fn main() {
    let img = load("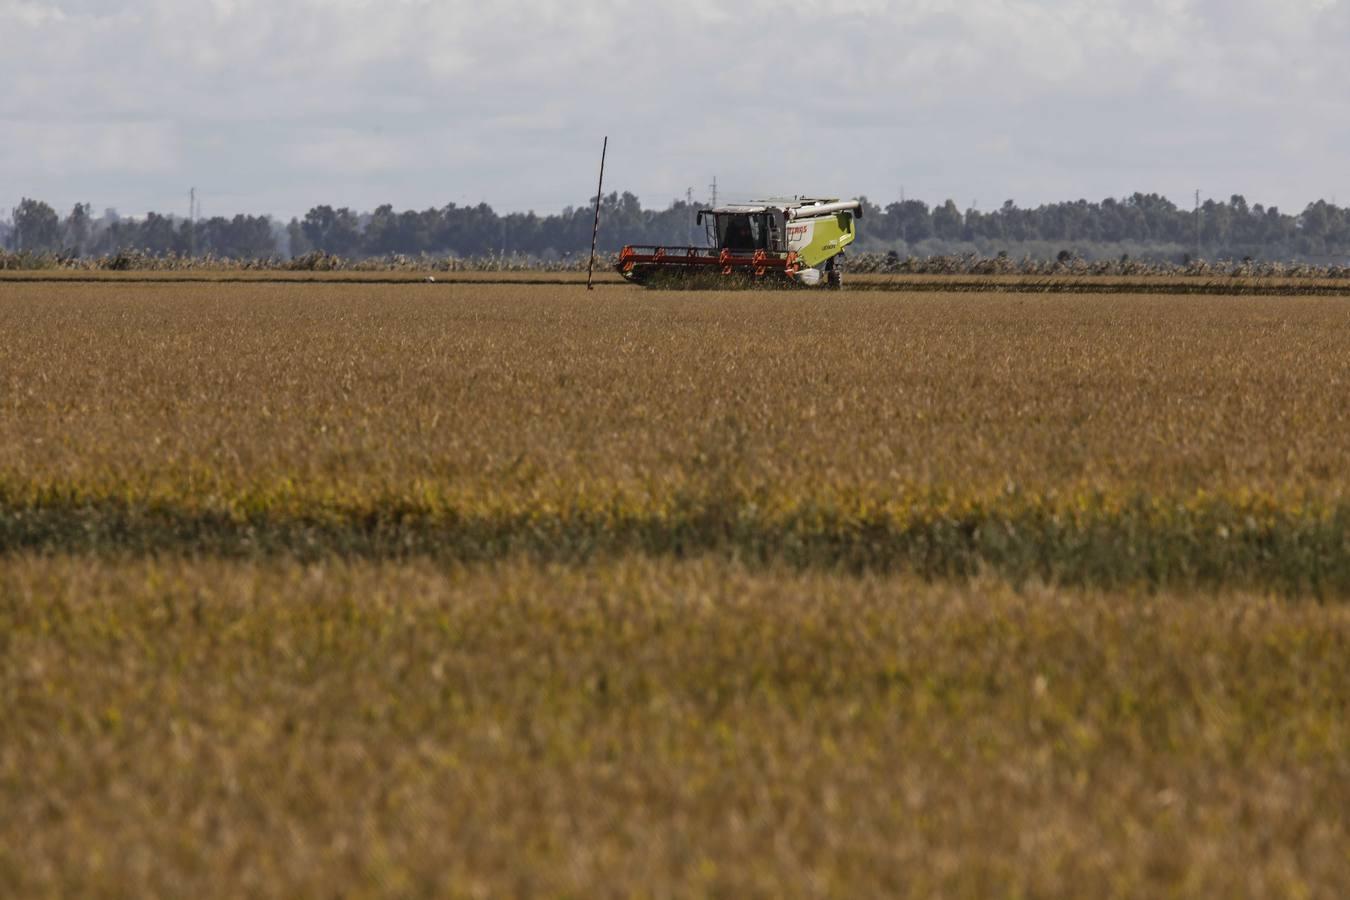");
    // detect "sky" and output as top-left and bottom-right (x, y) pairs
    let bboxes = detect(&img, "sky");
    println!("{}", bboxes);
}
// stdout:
(2, 0), (1348, 221)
